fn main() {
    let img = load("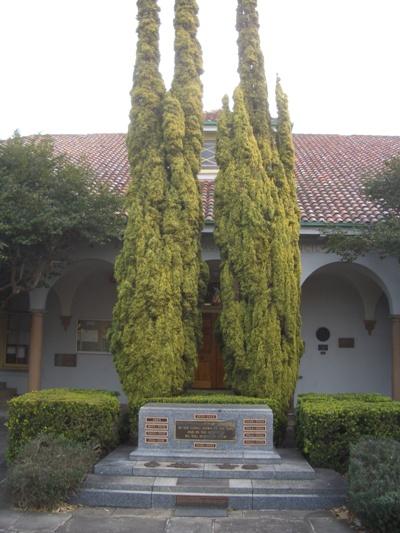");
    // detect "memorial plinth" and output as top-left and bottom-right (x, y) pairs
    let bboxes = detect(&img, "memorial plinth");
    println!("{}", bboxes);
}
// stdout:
(129, 403), (281, 464)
